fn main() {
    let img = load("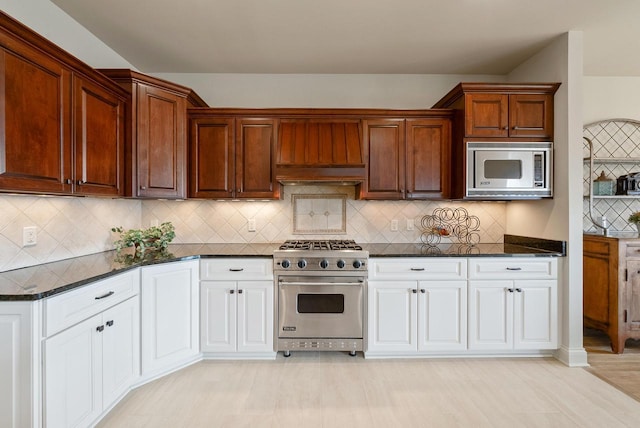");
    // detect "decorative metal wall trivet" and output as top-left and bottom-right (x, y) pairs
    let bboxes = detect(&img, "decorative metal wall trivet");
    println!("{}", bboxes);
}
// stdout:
(419, 207), (480, 245)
